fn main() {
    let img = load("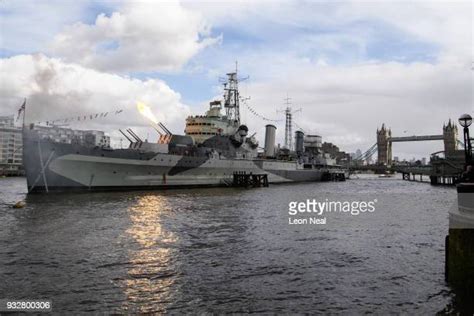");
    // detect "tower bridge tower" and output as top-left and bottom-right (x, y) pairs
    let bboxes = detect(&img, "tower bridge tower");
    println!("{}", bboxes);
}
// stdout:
(443, 119), (458, 157)
(377, 124), (392, 166)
